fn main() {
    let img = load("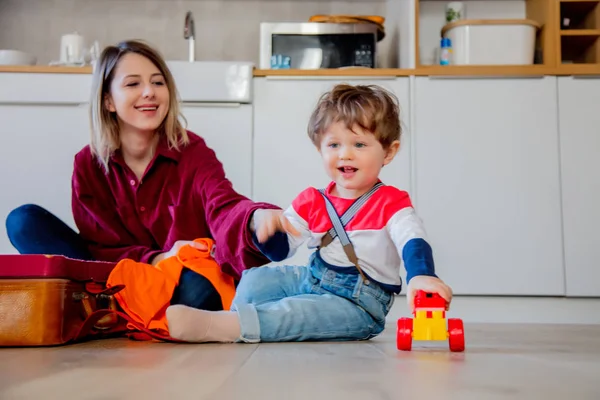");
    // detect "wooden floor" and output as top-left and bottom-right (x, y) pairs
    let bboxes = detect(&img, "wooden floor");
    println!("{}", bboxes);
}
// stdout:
(0, 323), (599, 400)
